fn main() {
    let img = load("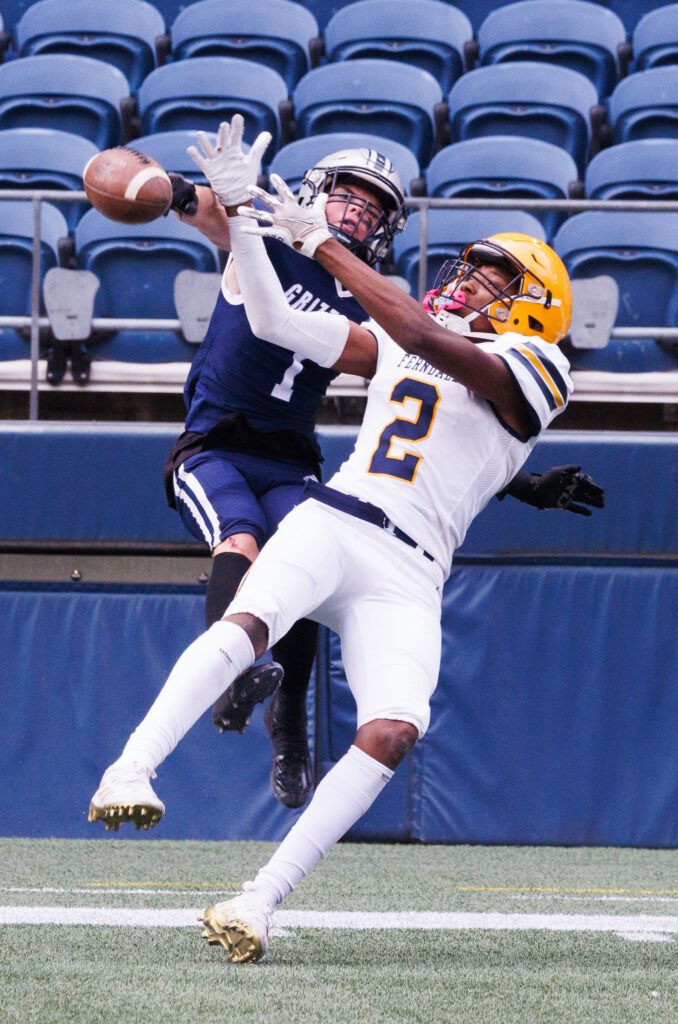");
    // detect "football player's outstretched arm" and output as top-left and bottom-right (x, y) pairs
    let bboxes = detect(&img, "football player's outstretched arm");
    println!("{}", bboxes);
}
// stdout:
(186, 116), (377, 375)
(227, 213), (378, 377)
(242, 177), (532, 437)
(169, 177), (232, 250)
